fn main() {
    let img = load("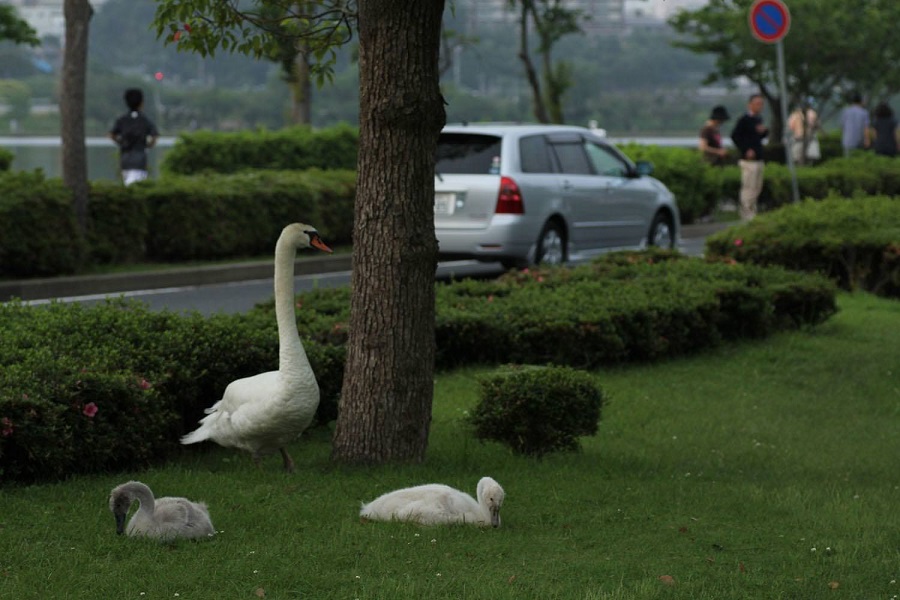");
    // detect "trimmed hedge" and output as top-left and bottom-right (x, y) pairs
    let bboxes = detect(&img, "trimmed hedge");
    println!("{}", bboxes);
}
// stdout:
(433, 252), (836, 368)
(0, 168), (356, 277)
(719, 154), (900, 214)
(706, 195), (900, 299)
(623, 141), (900, 222)
(6, 140), (900, 279)
(135, 169), (355, 261)
(1, 251), (837, 482)
(0, 171), (86, 278)
(0, 299), (343, 483)
(160, 124), (359, 175)
(249, 249), (837, 370)
(0, 147), (12, 171)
